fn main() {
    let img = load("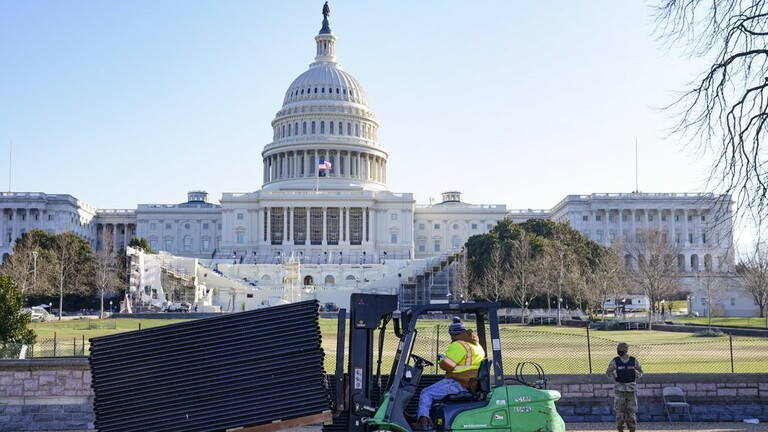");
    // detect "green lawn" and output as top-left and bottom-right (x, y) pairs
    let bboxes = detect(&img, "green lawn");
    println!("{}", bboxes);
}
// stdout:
(677, 316), (768, 329)
(26, 317), (768, 374)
